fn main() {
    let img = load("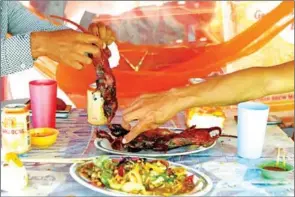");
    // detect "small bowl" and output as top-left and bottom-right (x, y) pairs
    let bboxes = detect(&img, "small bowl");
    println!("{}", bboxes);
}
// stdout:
(30, 128), (59, 148)
(257, 160), (294, 180)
